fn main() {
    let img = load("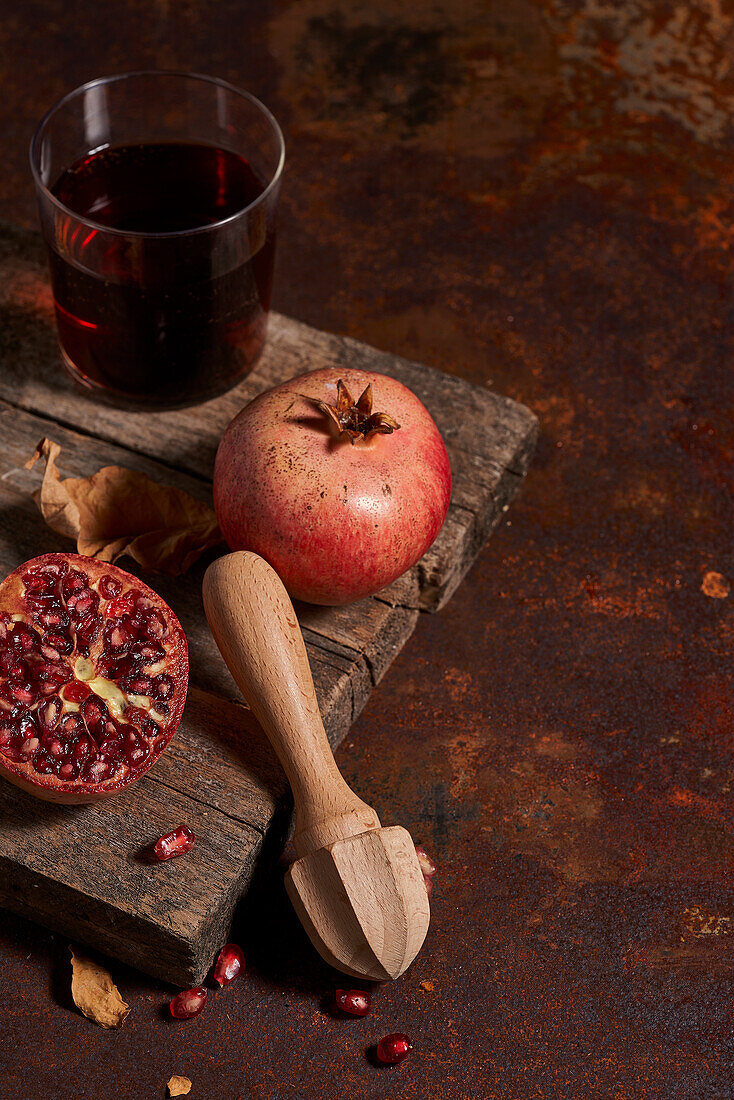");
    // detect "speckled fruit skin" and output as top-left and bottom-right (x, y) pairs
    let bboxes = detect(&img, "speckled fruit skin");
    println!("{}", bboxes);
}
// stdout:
(213, 368), (452, 605)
